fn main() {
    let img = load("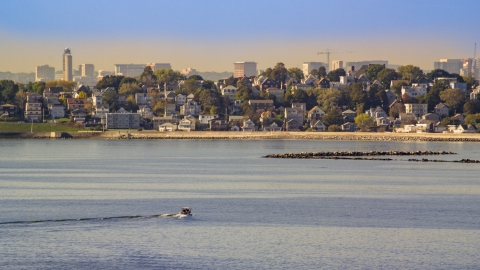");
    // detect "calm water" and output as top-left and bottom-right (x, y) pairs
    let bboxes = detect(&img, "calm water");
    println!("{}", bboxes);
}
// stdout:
(1, 139), (480, 269)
